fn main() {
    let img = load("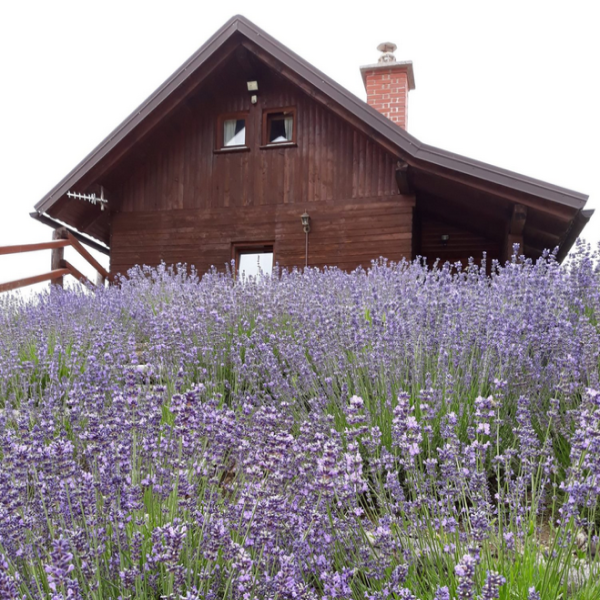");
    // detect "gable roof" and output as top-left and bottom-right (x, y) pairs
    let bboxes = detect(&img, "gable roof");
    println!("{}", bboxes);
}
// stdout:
(33, 15), (590, 257)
